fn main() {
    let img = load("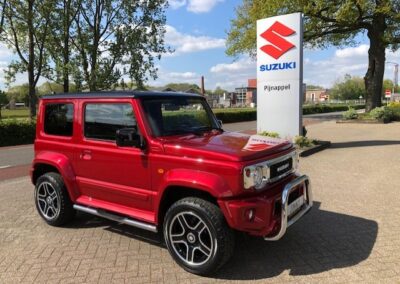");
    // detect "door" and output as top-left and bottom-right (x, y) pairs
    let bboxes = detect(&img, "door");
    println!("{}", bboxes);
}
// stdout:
(73, 101), (154, 219)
